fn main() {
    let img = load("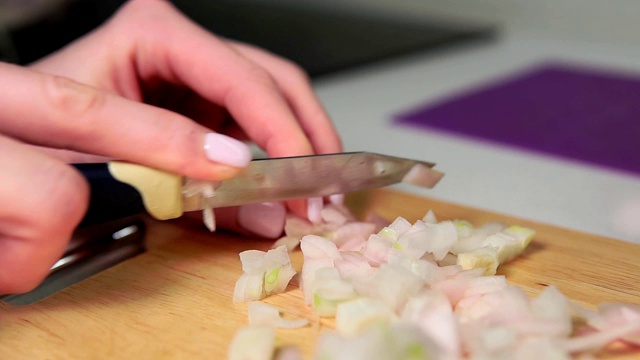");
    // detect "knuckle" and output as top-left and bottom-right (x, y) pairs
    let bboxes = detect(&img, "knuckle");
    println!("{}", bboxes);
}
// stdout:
(246, 64), (278, 89)
(42, 75), (106, 133)
(38, 161), (89, 228)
